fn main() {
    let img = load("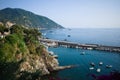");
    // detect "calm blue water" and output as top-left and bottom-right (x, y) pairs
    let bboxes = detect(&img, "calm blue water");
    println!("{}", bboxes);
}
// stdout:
(41, 28), (120, 80)
(41, 28), (120, 47)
